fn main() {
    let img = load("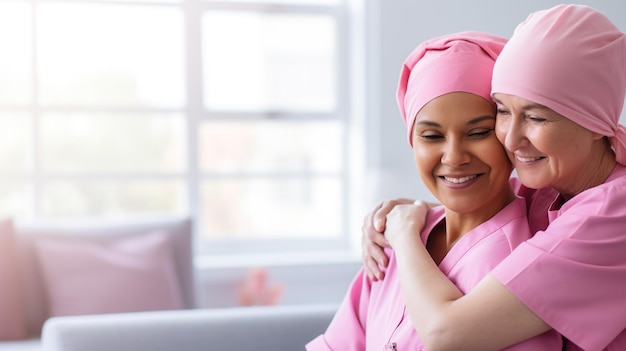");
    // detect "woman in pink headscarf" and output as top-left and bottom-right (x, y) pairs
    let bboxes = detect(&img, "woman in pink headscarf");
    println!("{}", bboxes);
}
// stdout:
(306, 31), (562, 350)
(361, 4), (626, 351)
